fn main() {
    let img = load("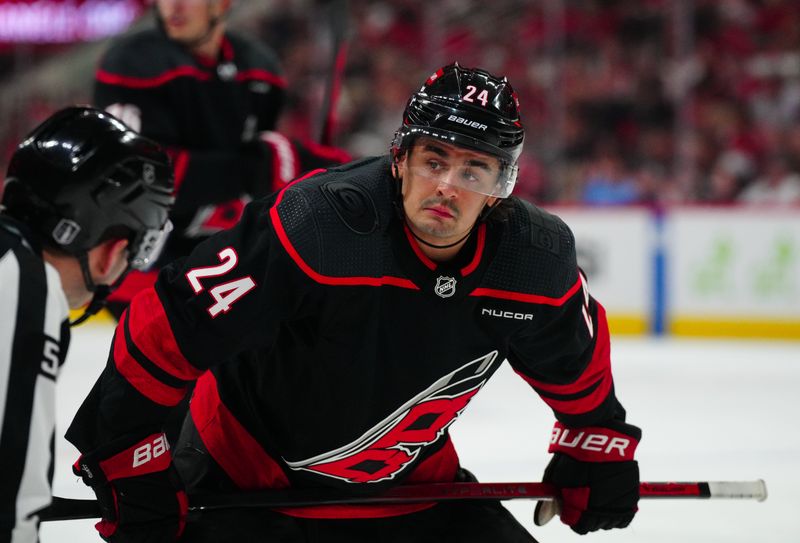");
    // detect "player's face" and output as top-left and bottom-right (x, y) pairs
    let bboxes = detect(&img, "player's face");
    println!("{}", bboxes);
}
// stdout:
(156, 0), (226, 44)
(398, 138), (499, 246)
(66, 239), (130, 309)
